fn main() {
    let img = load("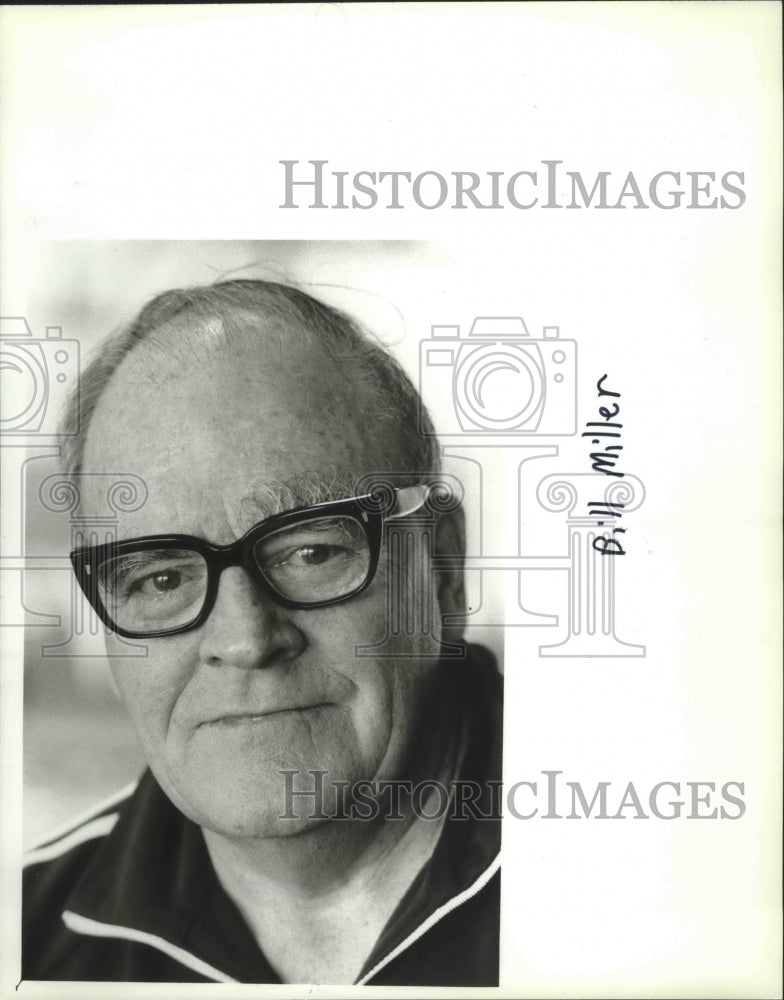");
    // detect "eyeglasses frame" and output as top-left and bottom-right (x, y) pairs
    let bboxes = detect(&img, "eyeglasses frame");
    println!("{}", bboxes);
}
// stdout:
(70, 485), (428, 639)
